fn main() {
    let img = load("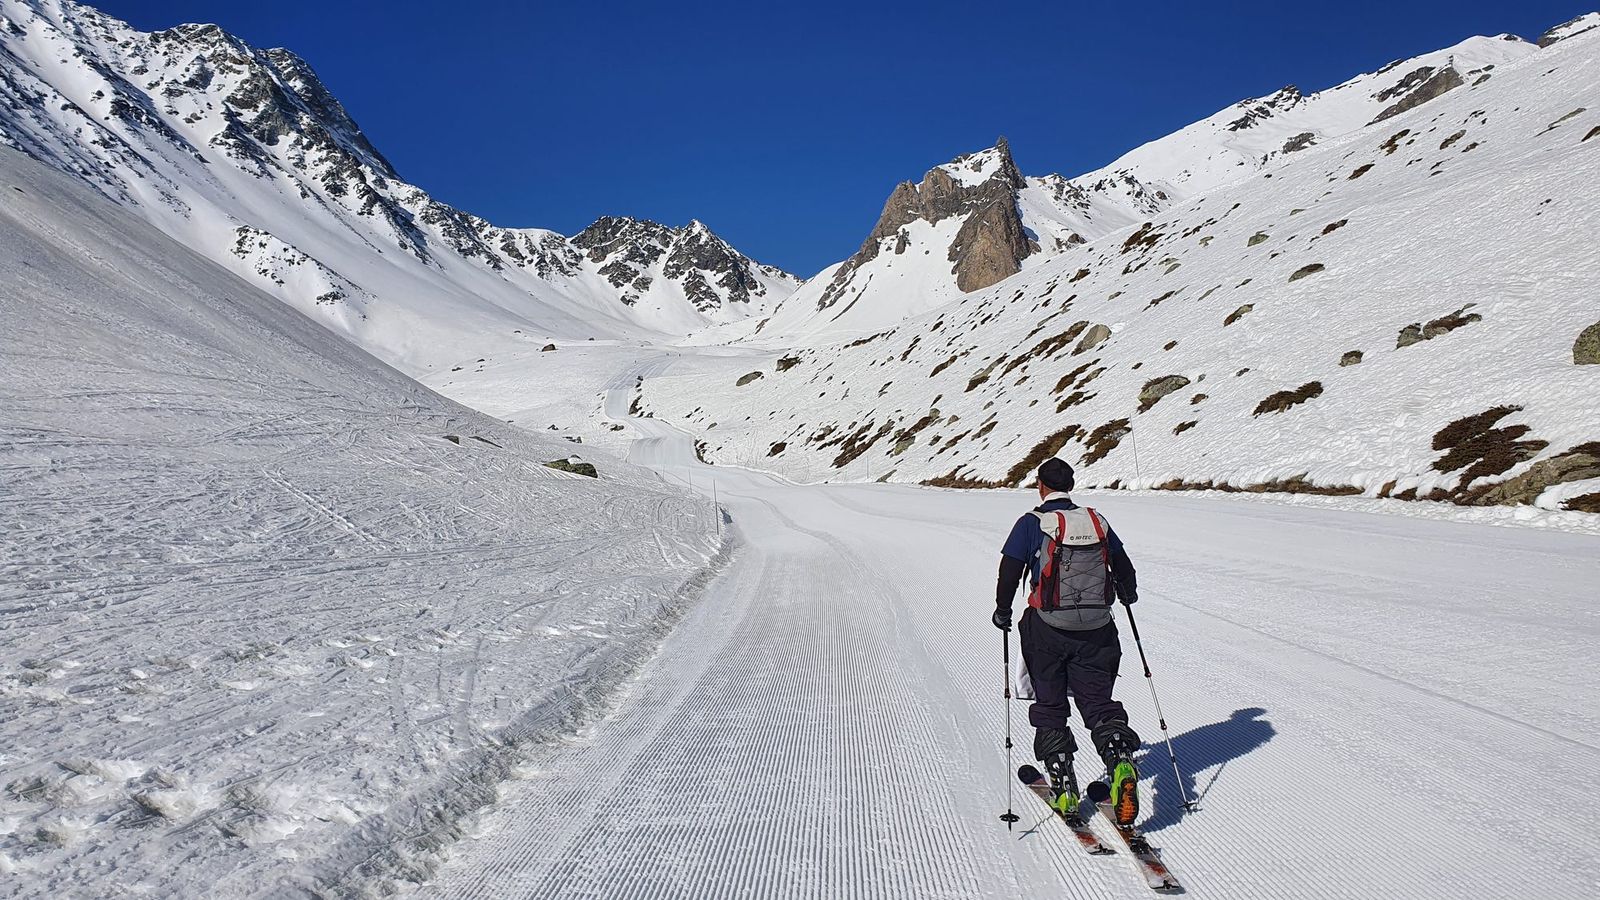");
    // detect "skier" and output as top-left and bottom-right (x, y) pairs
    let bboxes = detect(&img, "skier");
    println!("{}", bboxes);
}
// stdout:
(991, 457), (1143, 826)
